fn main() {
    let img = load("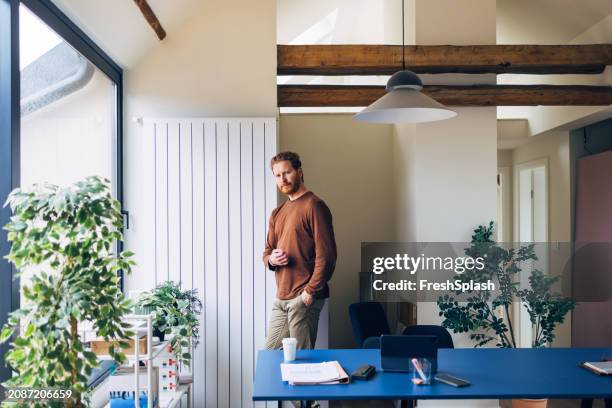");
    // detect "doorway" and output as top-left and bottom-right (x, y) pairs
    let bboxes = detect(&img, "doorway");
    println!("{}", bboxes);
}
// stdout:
(515, 158), (549, 347)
